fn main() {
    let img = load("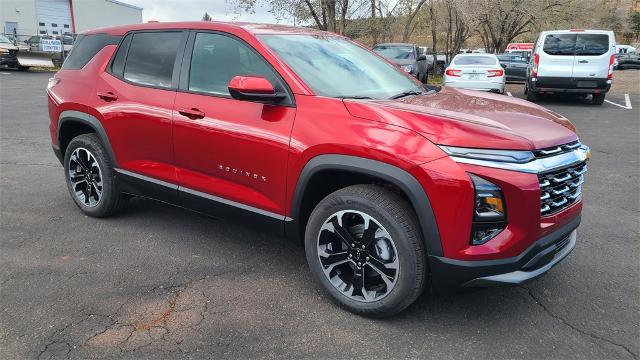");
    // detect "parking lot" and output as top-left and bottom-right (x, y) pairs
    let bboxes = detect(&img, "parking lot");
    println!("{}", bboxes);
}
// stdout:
(0, 70), (638, 359)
